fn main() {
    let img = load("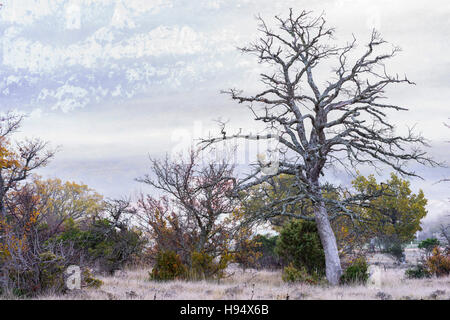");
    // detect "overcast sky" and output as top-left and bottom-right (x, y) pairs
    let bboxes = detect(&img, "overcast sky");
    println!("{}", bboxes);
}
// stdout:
(0, 0), (449, 227)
